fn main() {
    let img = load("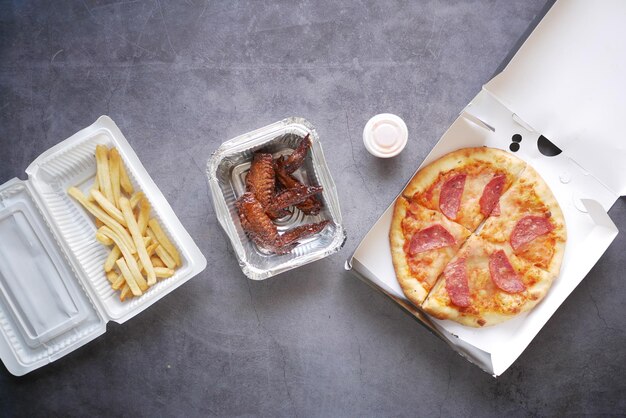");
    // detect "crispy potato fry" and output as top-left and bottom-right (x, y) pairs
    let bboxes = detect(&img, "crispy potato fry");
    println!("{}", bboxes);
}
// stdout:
(99, 226), (147, 291)
(109, 148), (122, 207)
(151, 256), (166, 268)
(118, 154), (134, 195)
(120, 197), (156, 286)
(146, 227), (157, 243)
(106, 270), (119, 284)
(120, 284), (132, 301)
(112, 273), (125, 290)
(95, 145), (115, 203)
(104, 245), (122, 272)
(90, 189), (126, 227)
(116, 258), (142, 296)
(88, 176), (100, 202)
(95, 231), (113, 246)
(154, 267), (175, 278)
(148, 219), (181, 266)
(155, 245), (177, 269)
(68, 187), (136, 254)
(95, 218), (104, 228)
(137, 199), (150, 235)
(130, 191), (145, 210)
